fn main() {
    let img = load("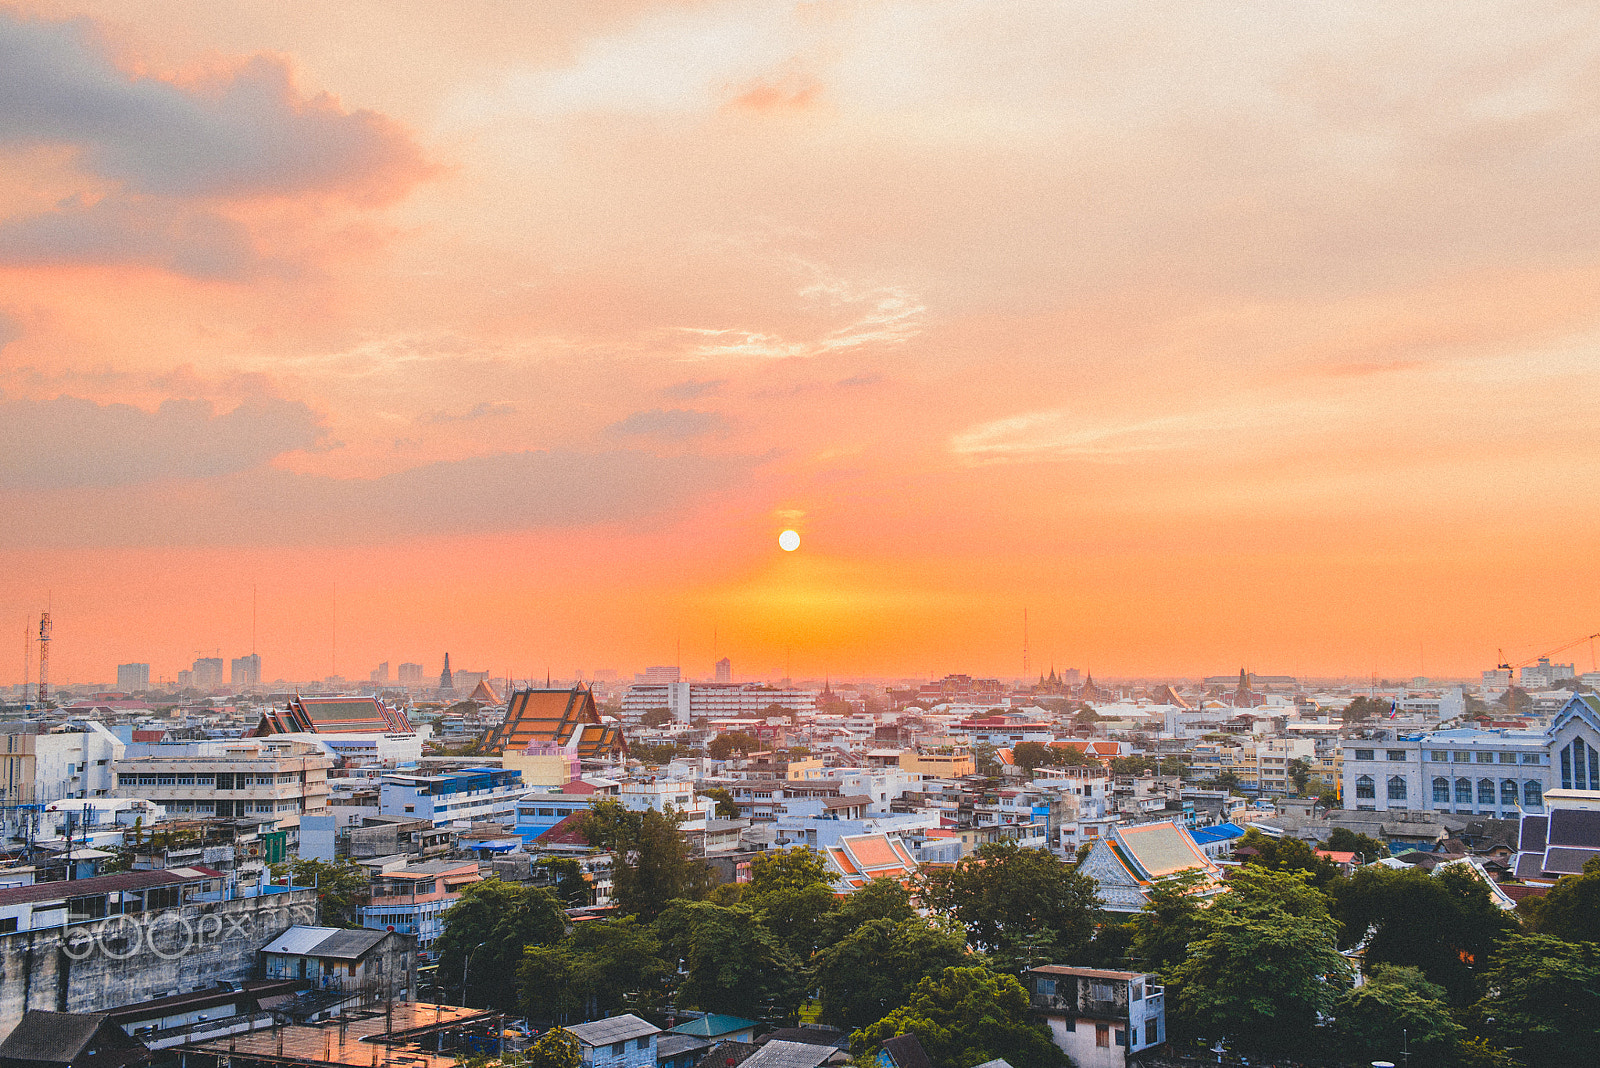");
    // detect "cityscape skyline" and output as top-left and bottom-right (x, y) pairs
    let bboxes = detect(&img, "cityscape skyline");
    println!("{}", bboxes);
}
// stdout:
(5, 4), (1600, 684)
